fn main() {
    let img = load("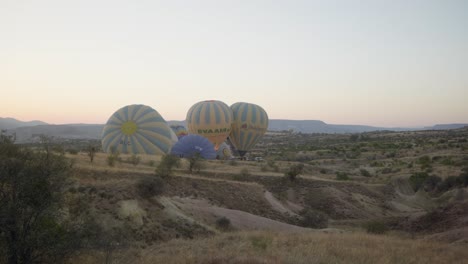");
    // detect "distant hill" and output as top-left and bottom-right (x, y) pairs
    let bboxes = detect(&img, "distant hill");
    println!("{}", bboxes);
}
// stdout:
(13, 124), (104, 143)
(2, 116), (467, 142)
(0, 117), (47, 130)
